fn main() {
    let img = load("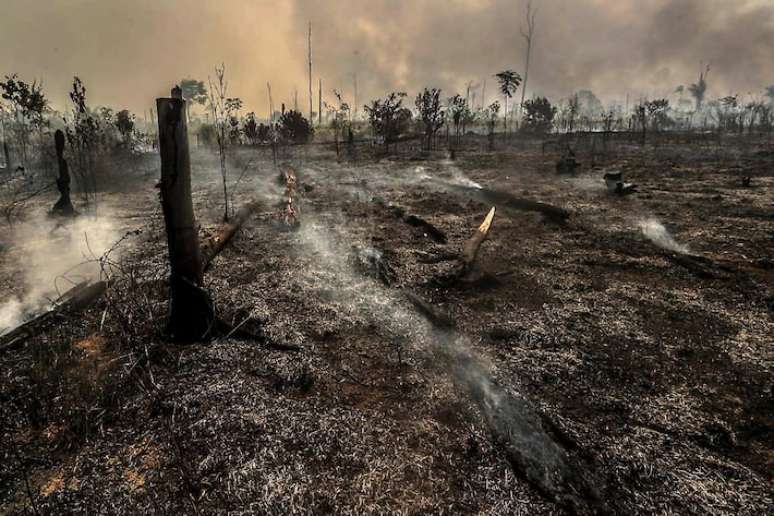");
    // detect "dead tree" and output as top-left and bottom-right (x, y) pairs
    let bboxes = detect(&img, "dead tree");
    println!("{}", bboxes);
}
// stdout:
(208, 64), (230, 222)
(2, 141), (9, 171)
(50, 129), (76, 216)
(308, 22), (313, 125)
(157, 87), (214, 342)
(517, 2), (537, 125)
